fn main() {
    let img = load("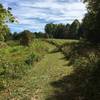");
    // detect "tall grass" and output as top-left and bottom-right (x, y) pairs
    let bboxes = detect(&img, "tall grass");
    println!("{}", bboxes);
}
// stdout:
(56, 40), (100, 100)
(0, 39), (49, 91)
